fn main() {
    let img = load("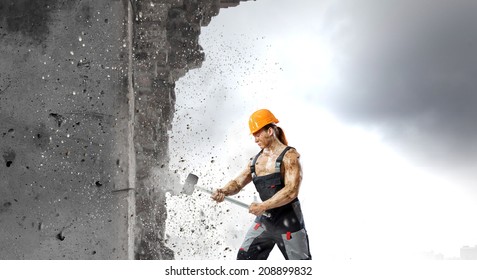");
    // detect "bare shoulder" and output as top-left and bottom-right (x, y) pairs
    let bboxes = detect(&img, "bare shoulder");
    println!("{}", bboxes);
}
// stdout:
(284, 147), (301, 162)
(282, 148), (301, 172)
(282, 148), (302, 184)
